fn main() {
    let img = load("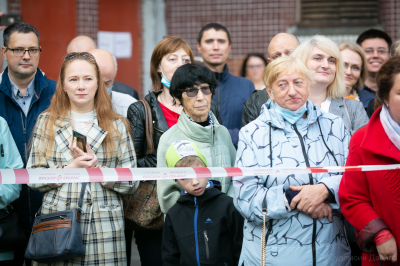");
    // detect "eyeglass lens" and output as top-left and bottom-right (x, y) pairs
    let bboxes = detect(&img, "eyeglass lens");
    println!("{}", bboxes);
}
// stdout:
(185, 87), (212, 97)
